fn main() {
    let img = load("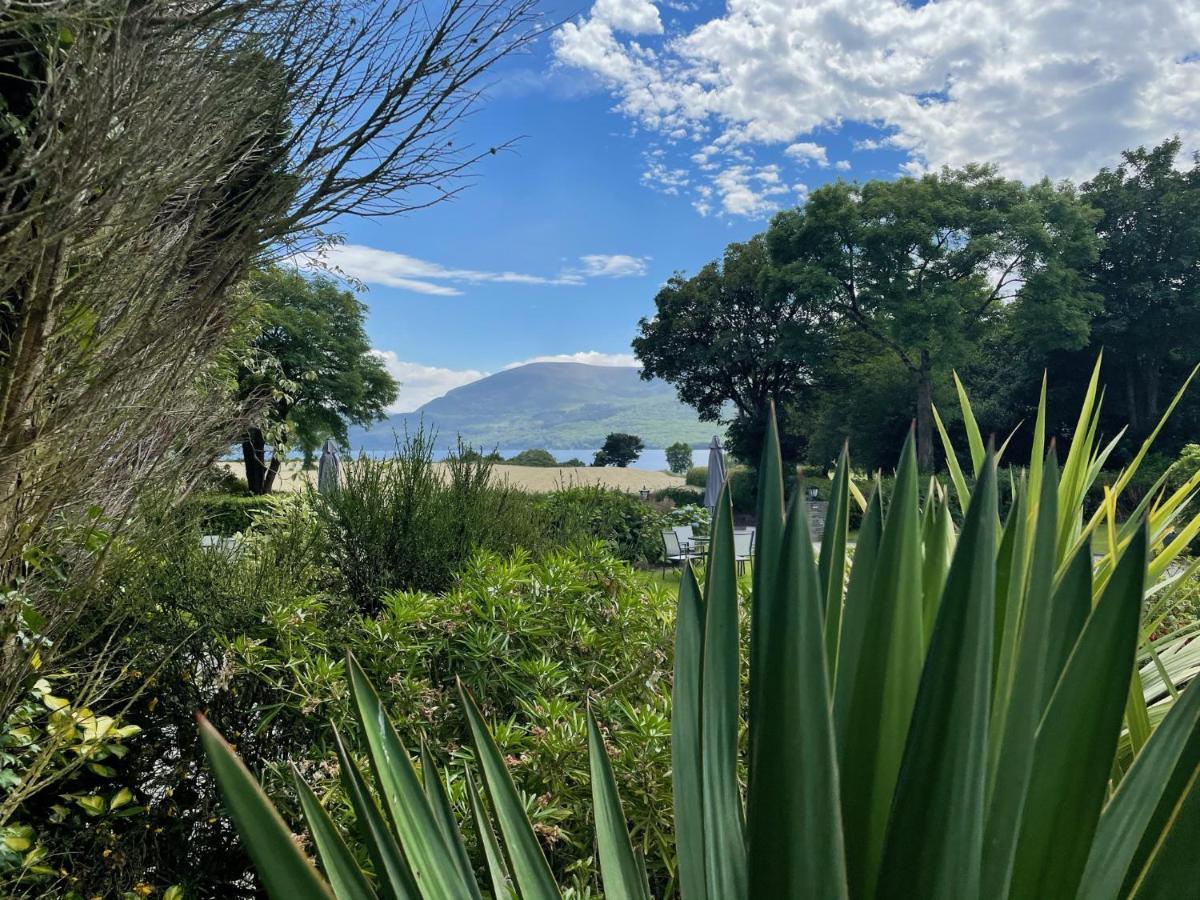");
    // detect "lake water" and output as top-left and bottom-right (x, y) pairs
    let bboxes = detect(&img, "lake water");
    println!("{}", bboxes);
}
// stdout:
(363, 446), (696, 472)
